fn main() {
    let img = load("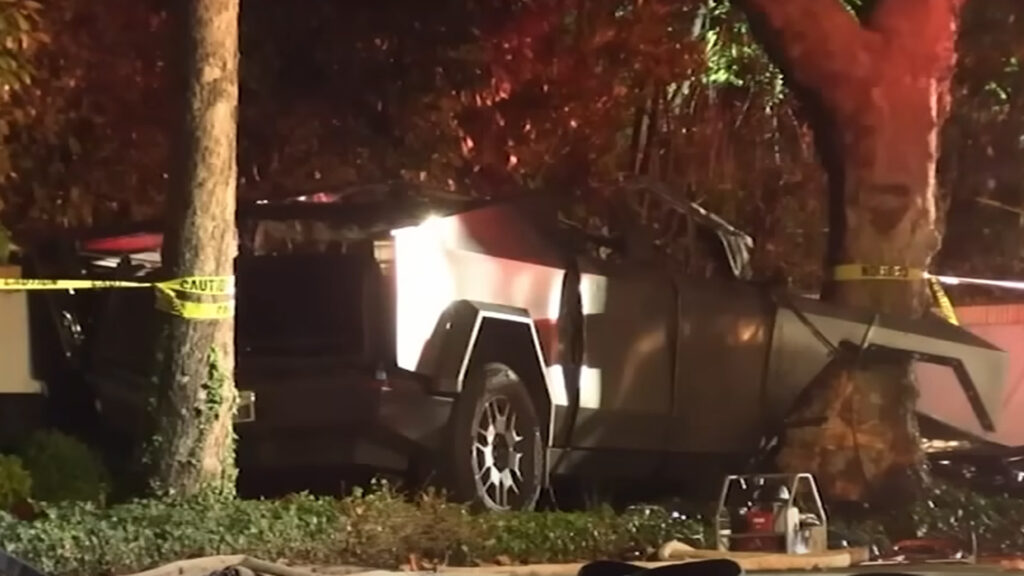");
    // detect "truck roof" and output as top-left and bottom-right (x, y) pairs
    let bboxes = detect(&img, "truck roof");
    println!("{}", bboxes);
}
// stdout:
(75, 186), (755, 278)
